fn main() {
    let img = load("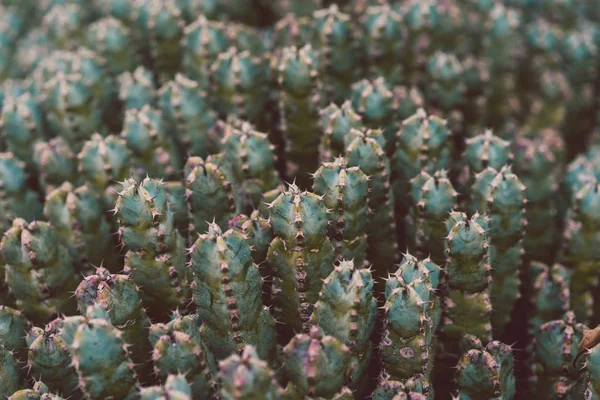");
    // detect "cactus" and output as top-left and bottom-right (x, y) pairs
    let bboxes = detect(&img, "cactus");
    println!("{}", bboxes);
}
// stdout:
(318, 101), (362, 161)
(443, 212), (493, 347)
(393, 109), (452, 216)
(184, 156), (236, 234)
(218, 345), (284, 400)
(44, 183), (121, 274)
(528, 262), (570, 336)
(454, 336), (516, 399)
(512, 129), (565, 263)
(182, 16), (228, 87)
(531, 312), (588, 398)
(312, 158), (369, 266)
(1, 219), (77, 323)
(86, 17), (138, 75)
(189, 222), (277, 361)
(0, 93), (45, 169)
(380, 253), (441, 385)
(345, 128), (397, 288)
(159, 73), (219, 159)
(149, 312), (215, 397)
(8, 381), (65, 400)
(121, 105), (180, 179)
(221, 120), (281, 213)
(471, 165), (526, 336)
(310, 260), (377, 391)
(74, 267), (153, 382)
(0, 306), (30, 361)
(282, 326), (351, 399)
(139, 374), (193, 400)
(33, 138), (78, 194)
(560, 178), (600, 324)
(27, 324), (80, 397)
(0, 153), (43, 233)
(266, 183), (335, 339)
(350, 77), (397, 155)
(71, 309), (139, 399)
(408, 169), (458, 265)
(114, 177), (190, 320)
(118, 66), (157, 111)
(371, 374), (431, 400)
(275, 44), (323, 188)
(0, 346), (22, 398)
